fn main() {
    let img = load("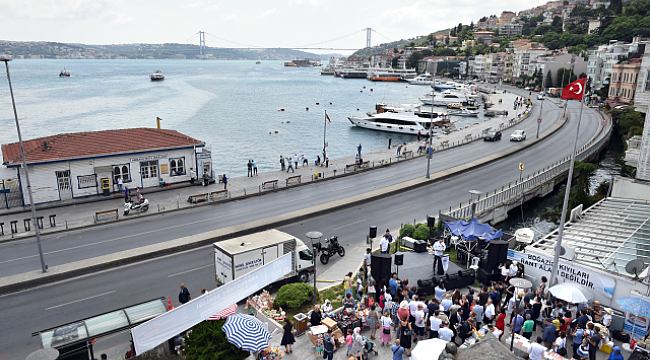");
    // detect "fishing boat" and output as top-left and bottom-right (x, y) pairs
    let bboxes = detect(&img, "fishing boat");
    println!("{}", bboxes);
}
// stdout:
(150, 70), (165, 81)
(59, 68), (70, 77)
